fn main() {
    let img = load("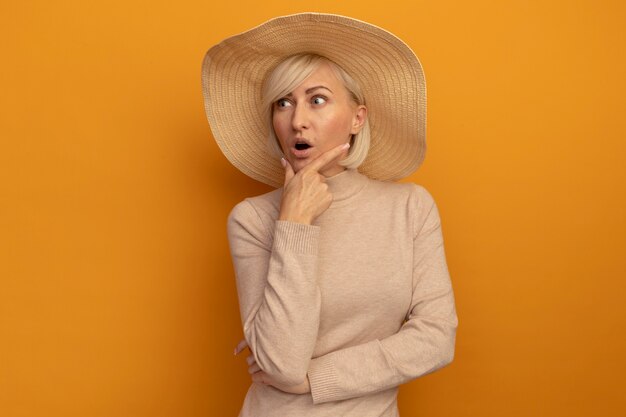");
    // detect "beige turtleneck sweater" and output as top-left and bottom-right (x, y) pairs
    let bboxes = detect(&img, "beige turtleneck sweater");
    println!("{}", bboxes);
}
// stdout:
(227, 168), (458, 417)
